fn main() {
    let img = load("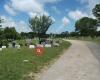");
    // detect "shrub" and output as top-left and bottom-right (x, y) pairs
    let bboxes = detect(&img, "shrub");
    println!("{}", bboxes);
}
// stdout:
(2, 40), (9, 47)
(0, 40), (2, 47)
